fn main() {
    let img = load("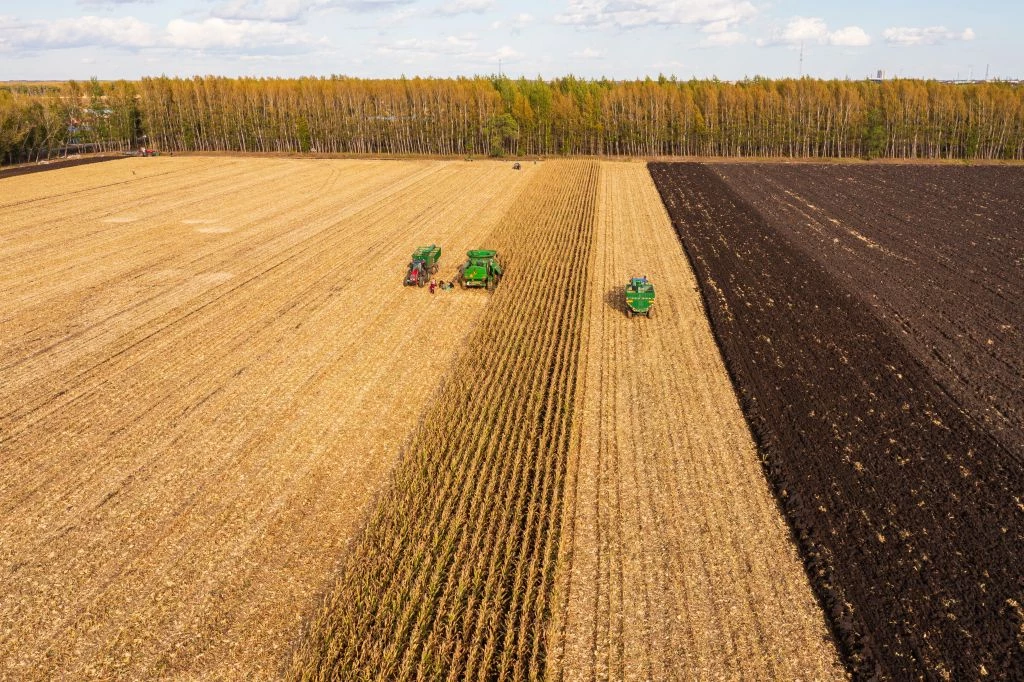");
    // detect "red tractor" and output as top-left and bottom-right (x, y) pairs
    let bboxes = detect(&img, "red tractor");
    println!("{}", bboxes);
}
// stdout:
(404, 245), (441, 287)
